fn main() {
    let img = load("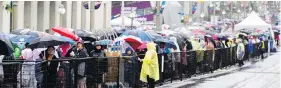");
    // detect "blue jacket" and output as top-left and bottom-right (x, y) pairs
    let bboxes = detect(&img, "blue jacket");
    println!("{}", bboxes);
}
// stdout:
(248, 41), (254, 54)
